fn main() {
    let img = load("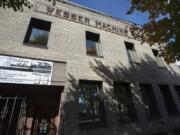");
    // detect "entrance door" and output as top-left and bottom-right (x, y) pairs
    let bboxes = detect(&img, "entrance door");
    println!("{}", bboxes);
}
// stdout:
(31, 108), (57, 135)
